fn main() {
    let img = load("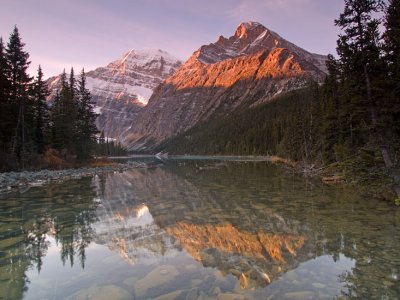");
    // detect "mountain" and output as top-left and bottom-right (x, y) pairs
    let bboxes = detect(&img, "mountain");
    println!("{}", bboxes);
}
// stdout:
(46, 49), (181, 139)
(123, 22), (328, 151)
